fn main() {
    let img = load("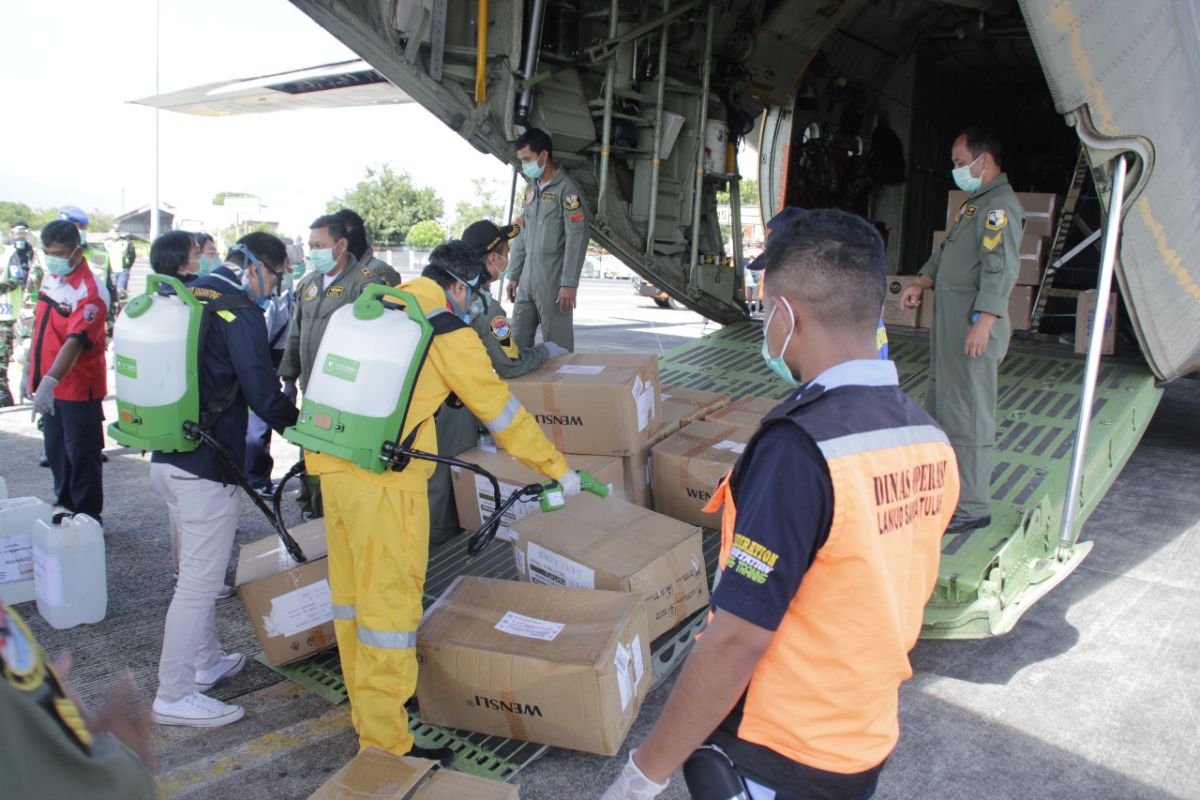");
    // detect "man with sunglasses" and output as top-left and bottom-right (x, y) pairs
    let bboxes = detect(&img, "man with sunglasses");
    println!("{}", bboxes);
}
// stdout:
(148, 232), (297, 728)
(426, 220), (570, 544)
